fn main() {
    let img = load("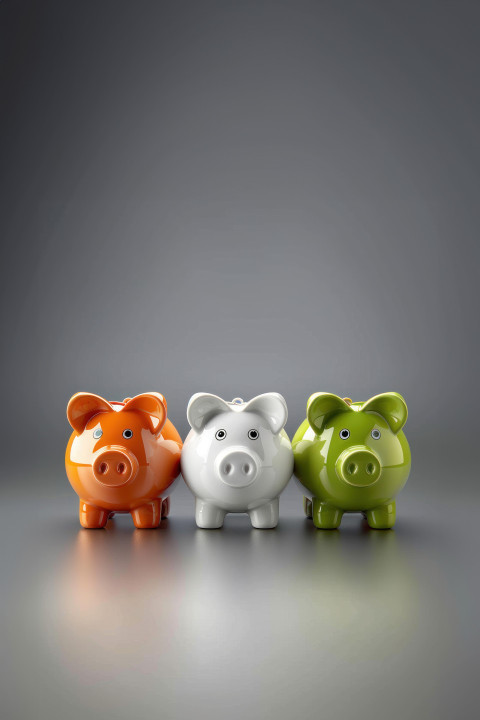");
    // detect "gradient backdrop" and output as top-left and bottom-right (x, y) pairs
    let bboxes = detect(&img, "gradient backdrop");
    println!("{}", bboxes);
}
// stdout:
(1, 1), (479, 719)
